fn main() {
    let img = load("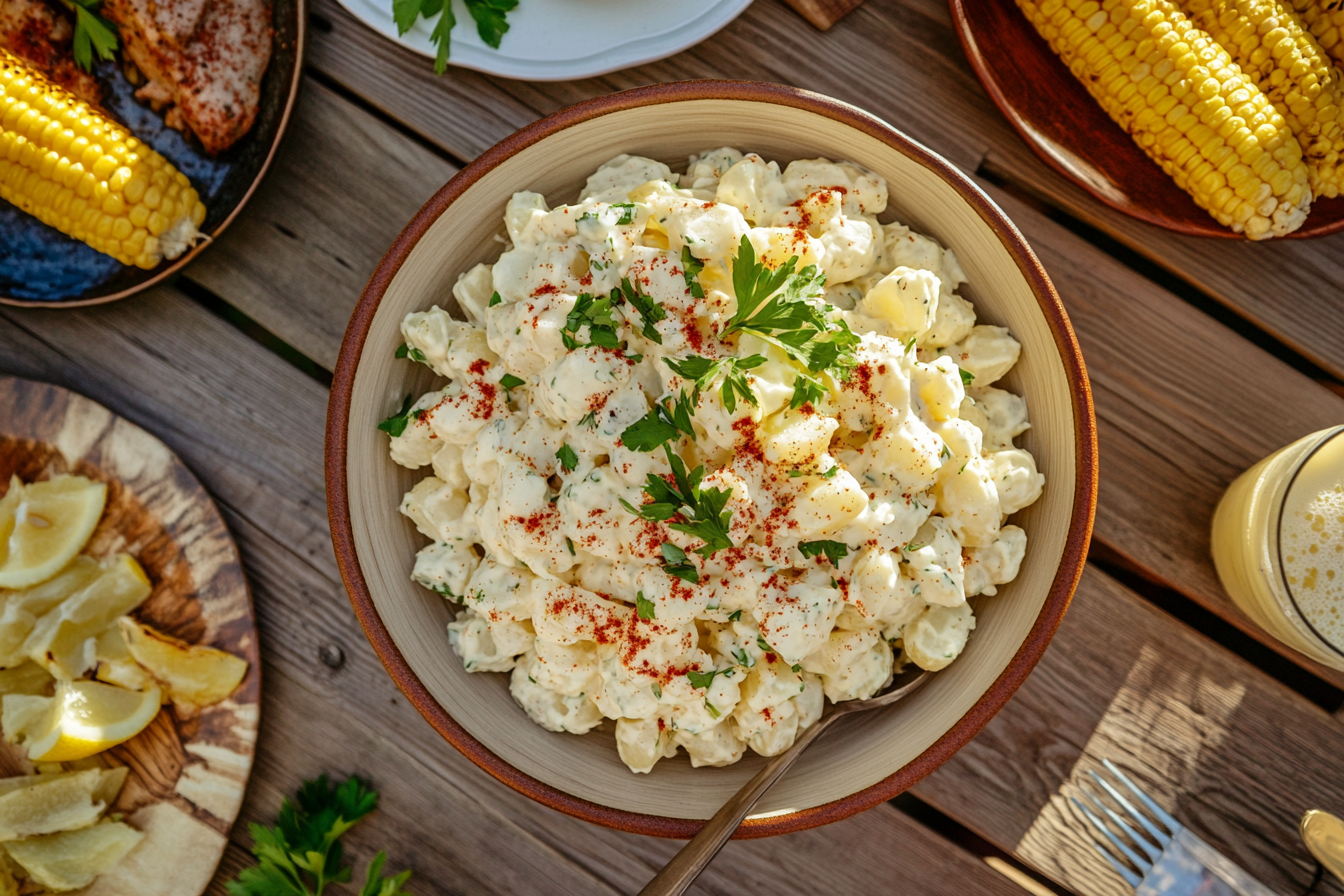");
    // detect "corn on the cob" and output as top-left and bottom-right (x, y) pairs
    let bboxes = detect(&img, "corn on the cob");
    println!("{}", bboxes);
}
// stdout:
(1287, 1), (1344, 67)
(1018, 0), (1313, 238)
(0, 49), (206, 269)
(1184, 0), (1344, 196)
